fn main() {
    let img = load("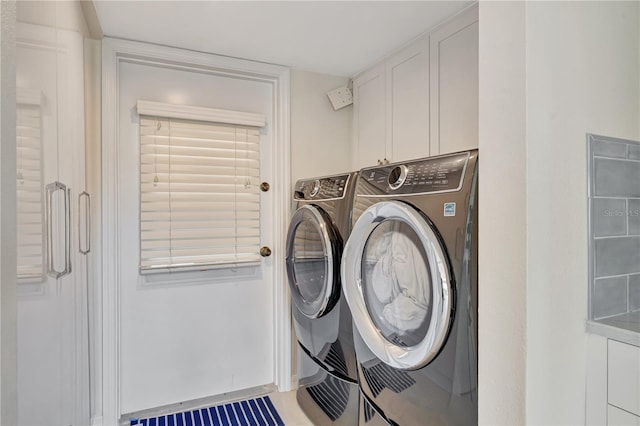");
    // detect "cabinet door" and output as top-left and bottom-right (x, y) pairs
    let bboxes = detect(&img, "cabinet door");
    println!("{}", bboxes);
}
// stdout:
(430, 5), (478, 155)
(386, 36), (430, 163)
(16, 20), (90, 426)
(608, 340), (640, 417)
(353, 63), (386, 169)
(608, 405), (640, 426)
